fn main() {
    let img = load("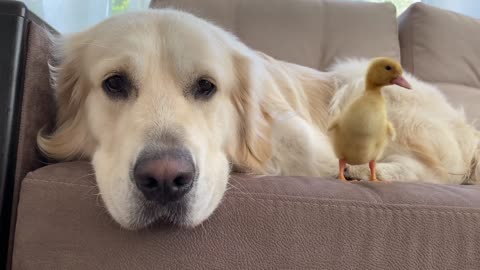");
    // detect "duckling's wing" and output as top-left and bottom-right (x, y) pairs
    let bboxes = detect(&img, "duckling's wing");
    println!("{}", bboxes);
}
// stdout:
(387, 121), (396, 141)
